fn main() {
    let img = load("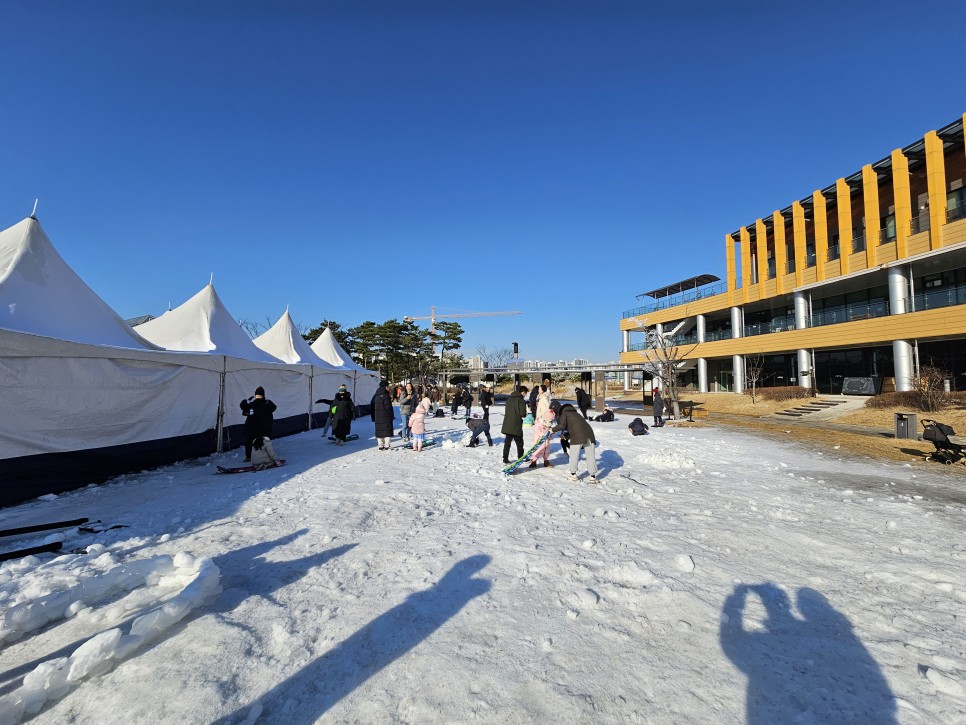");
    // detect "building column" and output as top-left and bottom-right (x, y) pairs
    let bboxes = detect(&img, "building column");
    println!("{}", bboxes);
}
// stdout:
(792, 201), (806, 287)
(925, 130), (947, 250)
(813, 190), (828, 281)
(892, 149), (912, 259)
(797, 349), (812, 390)
(755, 218), (768, 289)
(836, 178), (853, 276)
(623, 371), (631, 391)
(739, 226), (752, 302)
(730, 306), (742, 339)
(889, 265), (914, 392)
(622, 329), (630, 353)
(732, 355), (744, 394)
(698, 358), (708, 393)
(793, 291), (808, 329)
(893, 340), (915, 392)
(696, 314), (706, 343)
(793, 290), (811, 390)
(726, 233), (737, 306)
(862, 164), (880, 268)
(888, 265), (910, 315)
(773, 211), (787, 295)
